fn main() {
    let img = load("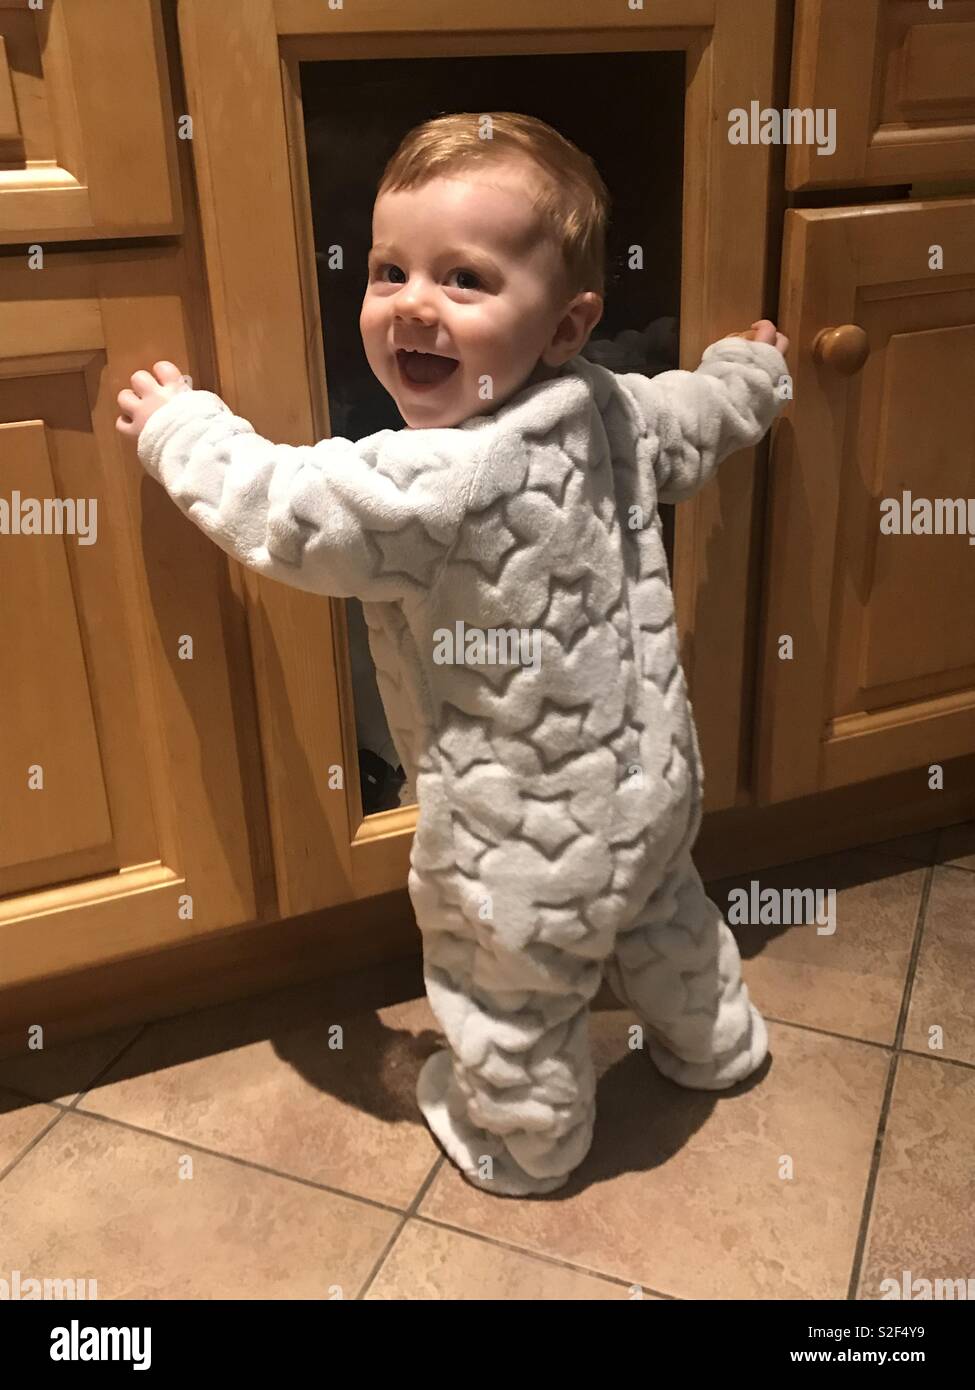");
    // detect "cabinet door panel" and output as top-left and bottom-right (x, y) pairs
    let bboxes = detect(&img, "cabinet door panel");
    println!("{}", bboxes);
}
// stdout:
(0, 407), (115, 887)
(0, 0), (180, 241)
(789, 0), (975, 189)
(848, 316), (975, 695)
(0, 250), (260, 988)
(757, 198), (975, 800)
